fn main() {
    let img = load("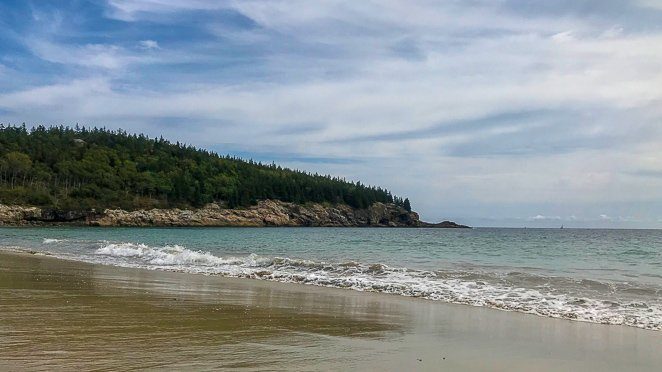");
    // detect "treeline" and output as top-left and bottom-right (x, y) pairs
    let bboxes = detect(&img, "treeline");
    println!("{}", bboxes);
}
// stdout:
(0, 124), (411, 211)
